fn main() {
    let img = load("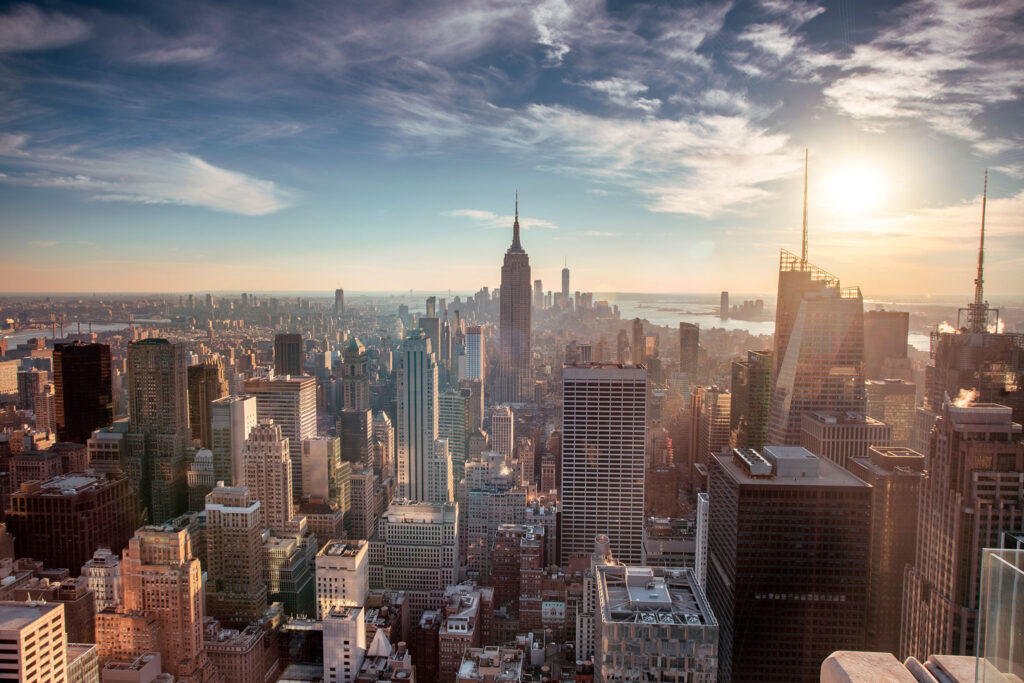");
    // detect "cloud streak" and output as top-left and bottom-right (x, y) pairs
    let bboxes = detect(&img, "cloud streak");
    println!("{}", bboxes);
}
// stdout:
(0, 4), (90, 53)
